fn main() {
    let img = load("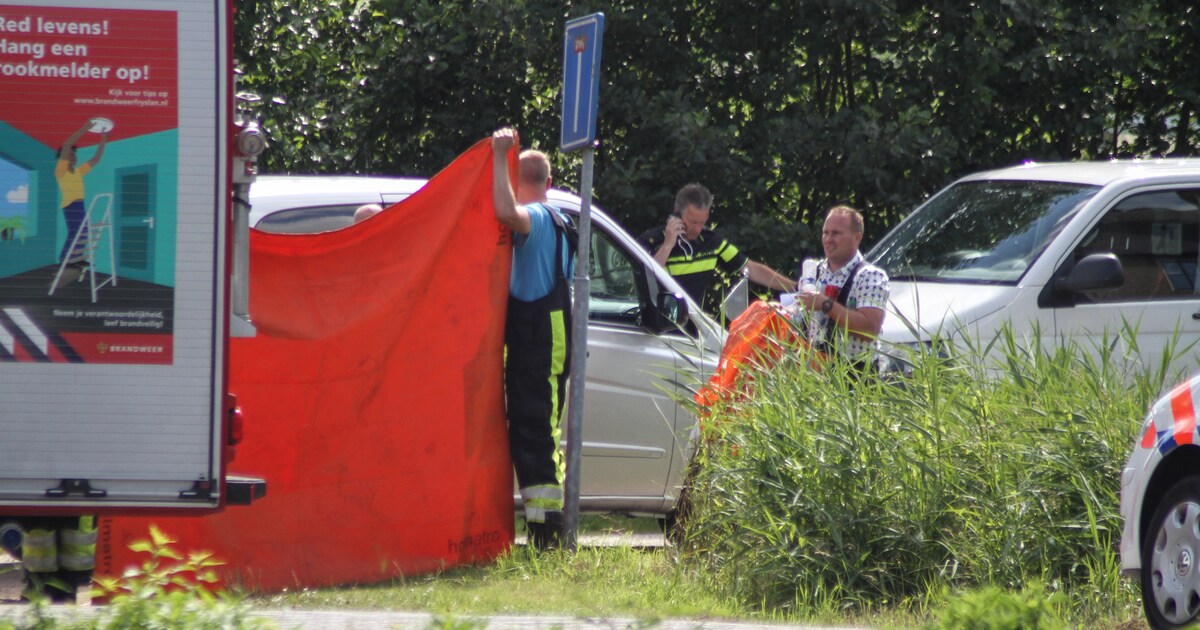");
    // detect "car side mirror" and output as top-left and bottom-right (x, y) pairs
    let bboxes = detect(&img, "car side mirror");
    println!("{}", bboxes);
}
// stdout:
(656, 291), (689, 330)
(1056, 253), (1125, 293)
